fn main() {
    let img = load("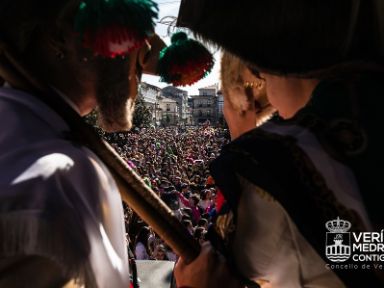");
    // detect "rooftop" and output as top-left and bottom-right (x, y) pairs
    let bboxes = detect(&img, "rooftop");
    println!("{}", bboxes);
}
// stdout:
(198, 83), (219, 90)
(162, 86), (188, 94)
(141, 82), (161, 91)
